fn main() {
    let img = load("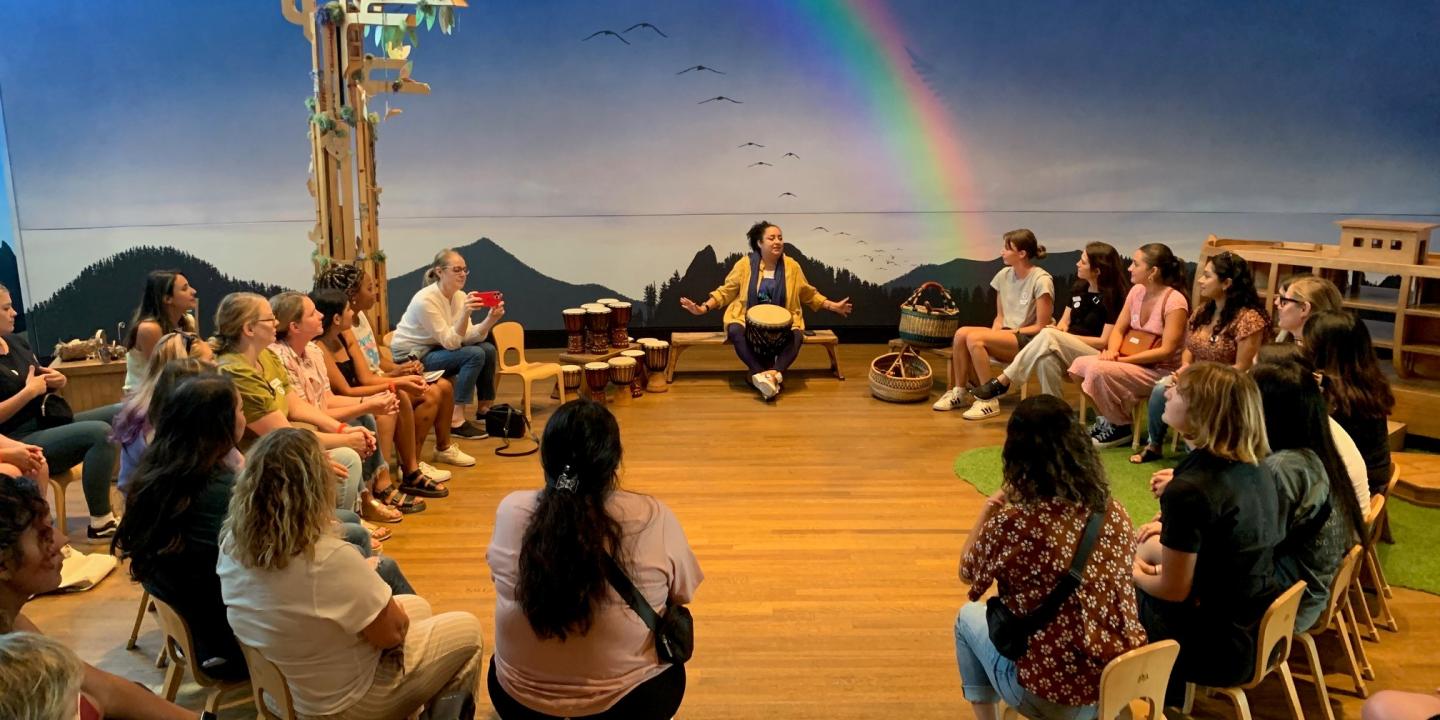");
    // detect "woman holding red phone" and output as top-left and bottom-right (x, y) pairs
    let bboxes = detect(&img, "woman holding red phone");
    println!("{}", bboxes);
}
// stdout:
(390, 249), (505, 438)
